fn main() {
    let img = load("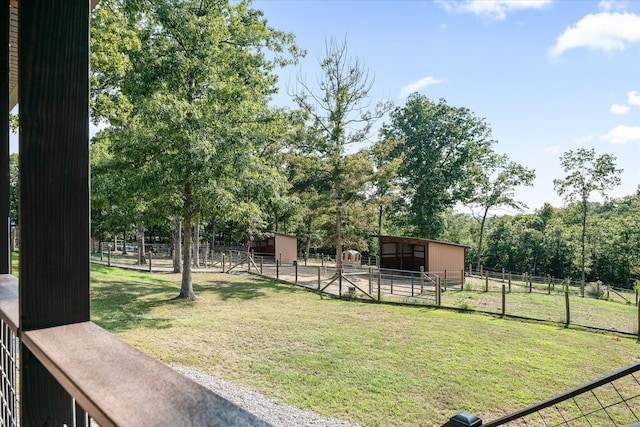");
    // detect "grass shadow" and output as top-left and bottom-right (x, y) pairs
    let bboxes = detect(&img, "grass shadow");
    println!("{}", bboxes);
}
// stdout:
(90, 267), (302, 332)
(91, 264), (182, 332)
(193, 274), (302, 301)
